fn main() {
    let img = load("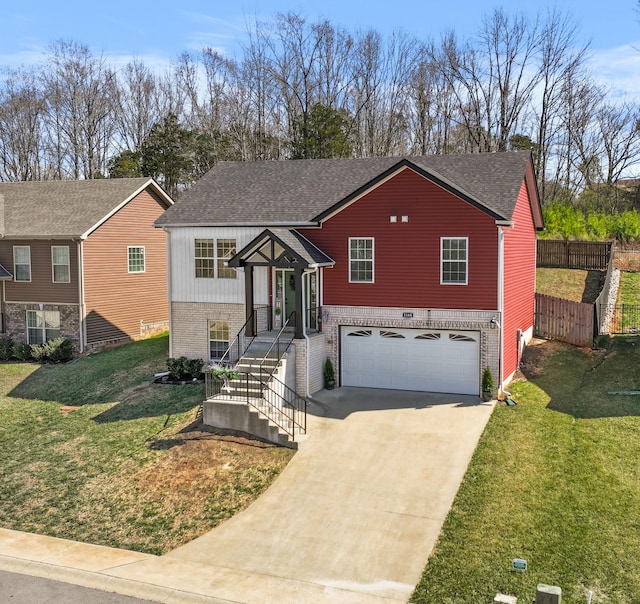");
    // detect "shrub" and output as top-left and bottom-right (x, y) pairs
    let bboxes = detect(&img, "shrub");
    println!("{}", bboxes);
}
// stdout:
(324, 358), (335, 382)
(482, 367), (494, 393)
(30, 344), (47, 363)
(612, 210), (640, 243)
(0, 336), (14, 361)
(167, 356), (188, 380)
(12, 342), (33, 361)
(42, 338), (74, 363)
(26, 338), (74, 364)
(585, 212), (612, 240)
(184, 358), (204, 379)
(167, 357), (204, 381)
